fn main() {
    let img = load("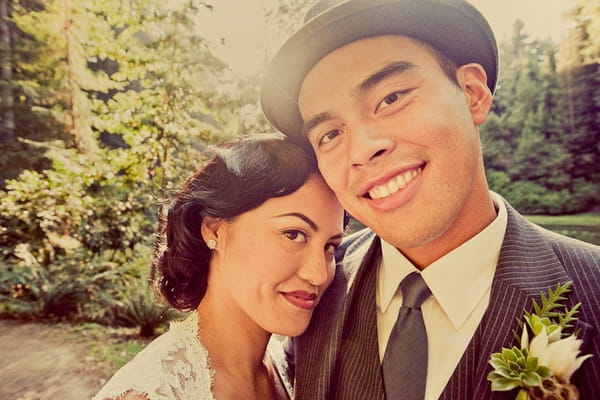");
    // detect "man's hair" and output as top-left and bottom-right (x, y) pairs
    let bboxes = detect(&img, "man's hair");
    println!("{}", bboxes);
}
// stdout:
(415, 39), (460, 88)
